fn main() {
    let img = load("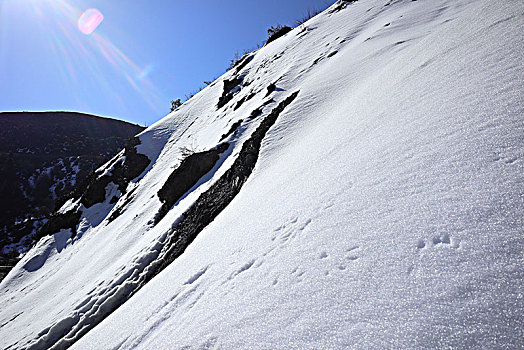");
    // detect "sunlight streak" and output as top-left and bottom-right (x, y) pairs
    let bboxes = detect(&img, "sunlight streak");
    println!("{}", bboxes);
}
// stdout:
(4, 0), (164, 115)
